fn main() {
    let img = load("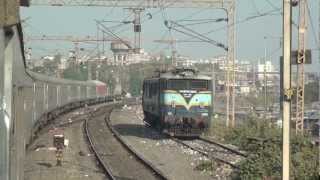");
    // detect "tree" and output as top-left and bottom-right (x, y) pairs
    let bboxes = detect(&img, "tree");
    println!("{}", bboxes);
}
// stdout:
(63, 64), (88, 81)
